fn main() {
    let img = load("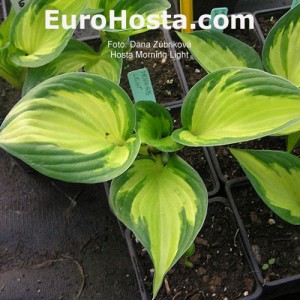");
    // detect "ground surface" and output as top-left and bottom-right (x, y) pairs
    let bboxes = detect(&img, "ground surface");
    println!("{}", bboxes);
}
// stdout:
(1, 4), (139, 299)
(0, 150), (139, 300)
